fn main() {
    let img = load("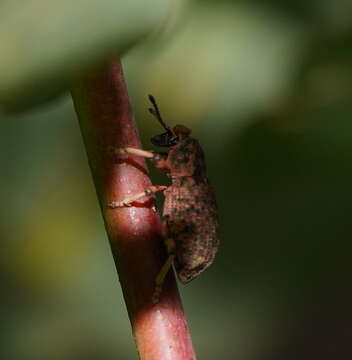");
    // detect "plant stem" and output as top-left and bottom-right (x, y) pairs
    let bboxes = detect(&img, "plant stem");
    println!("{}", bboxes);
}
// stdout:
(71, 60), (196, 360)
